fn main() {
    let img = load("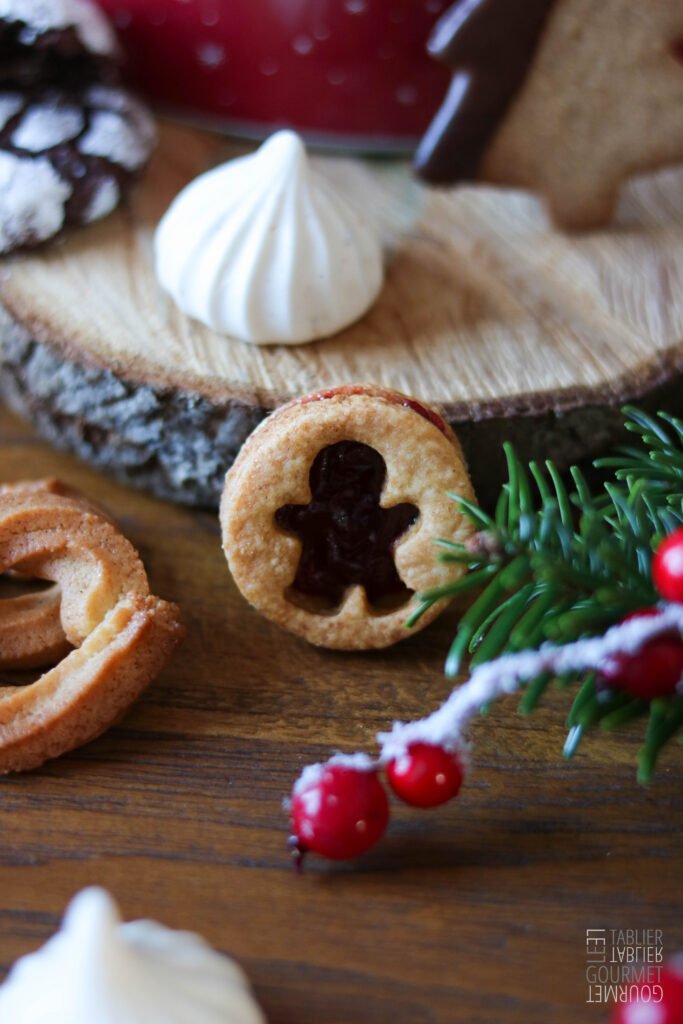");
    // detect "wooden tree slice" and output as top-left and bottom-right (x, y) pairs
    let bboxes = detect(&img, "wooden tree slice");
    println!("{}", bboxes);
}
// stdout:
(2, 119), (683, 506)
